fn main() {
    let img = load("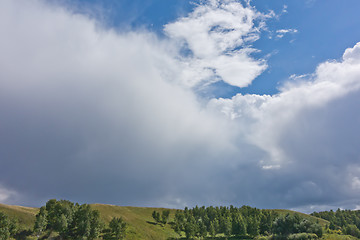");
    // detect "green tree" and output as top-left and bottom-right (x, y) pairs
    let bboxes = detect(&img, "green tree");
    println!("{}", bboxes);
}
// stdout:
(223, 216), (232, 237)
(208, 221), (216, 237)
(198, 221), (207, 239)
(0, 212), (11, 240)
(247, 216), (259, 237)
(34, 206), (48, 236)
(108, 217), (127, 240)
(184, 221), (196, 239)
(45, 199), (76, 238)
(273, 214), (297, 236)
(152, 210), (160, 224)
(89, 210), (103, 240)
(232, 213), (246, 235)
(161, 210), (170, 225)
(71, 204), (103, 239)
(174, 210), (185, 236)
